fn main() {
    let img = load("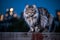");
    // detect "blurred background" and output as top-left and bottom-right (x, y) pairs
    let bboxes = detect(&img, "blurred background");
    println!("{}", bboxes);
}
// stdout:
(0, 0), (60, 32)
(0, 0), (60, 16)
